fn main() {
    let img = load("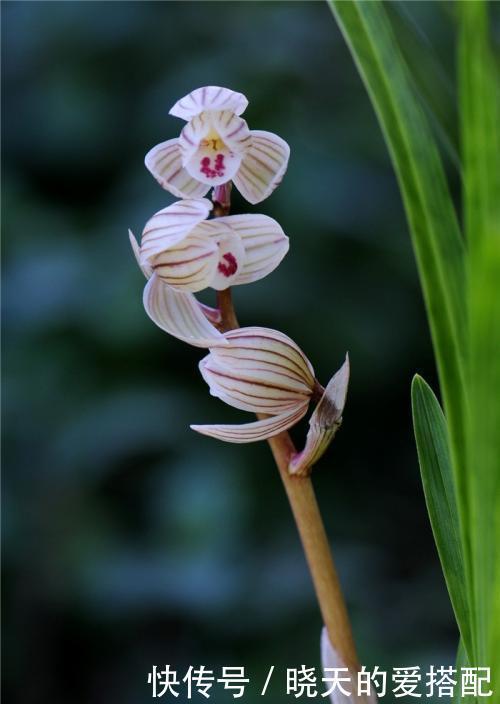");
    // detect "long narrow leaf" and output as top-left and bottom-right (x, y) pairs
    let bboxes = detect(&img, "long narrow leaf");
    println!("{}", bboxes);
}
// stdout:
(389, 4), (460, 171)
(411, 375), (471, 658)
(459, 0), (500, 677)
(328, 0), (471, 642)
